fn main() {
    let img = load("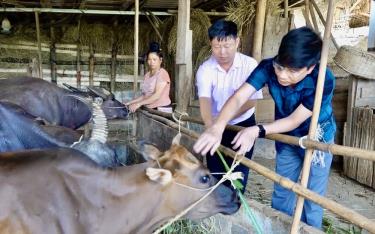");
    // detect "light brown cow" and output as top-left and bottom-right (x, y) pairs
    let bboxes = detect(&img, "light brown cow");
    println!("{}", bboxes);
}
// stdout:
(0, 134), (239, 234)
